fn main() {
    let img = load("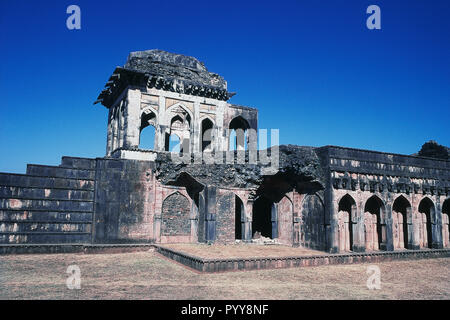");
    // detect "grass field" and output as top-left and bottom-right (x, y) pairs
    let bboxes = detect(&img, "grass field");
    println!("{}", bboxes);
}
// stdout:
(0, 250), (449, 300)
